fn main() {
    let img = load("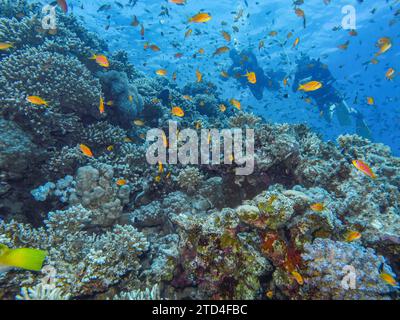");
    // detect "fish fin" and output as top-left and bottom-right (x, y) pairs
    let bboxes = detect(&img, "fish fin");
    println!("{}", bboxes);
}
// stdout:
(4, 248), (47, 272)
